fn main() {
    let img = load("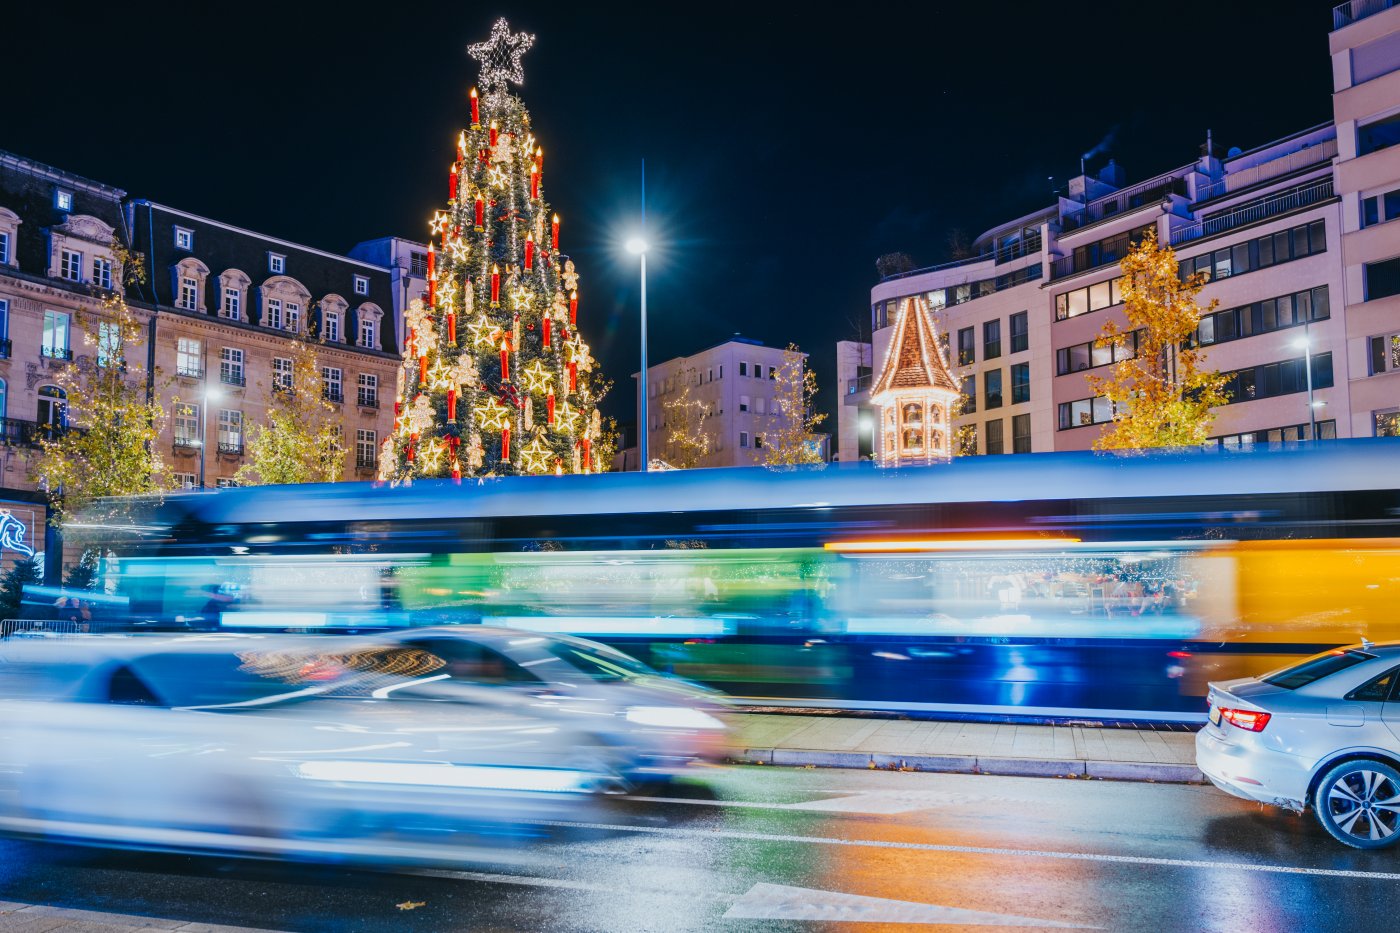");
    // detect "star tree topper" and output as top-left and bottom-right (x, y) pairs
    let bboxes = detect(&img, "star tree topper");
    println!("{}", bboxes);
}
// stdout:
(468, 18), (535, 94)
